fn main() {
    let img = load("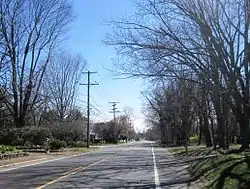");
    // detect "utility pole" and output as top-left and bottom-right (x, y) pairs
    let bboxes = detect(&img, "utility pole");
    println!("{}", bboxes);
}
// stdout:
(80, 71), (98, 148)
(109, 102), (120, 141)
